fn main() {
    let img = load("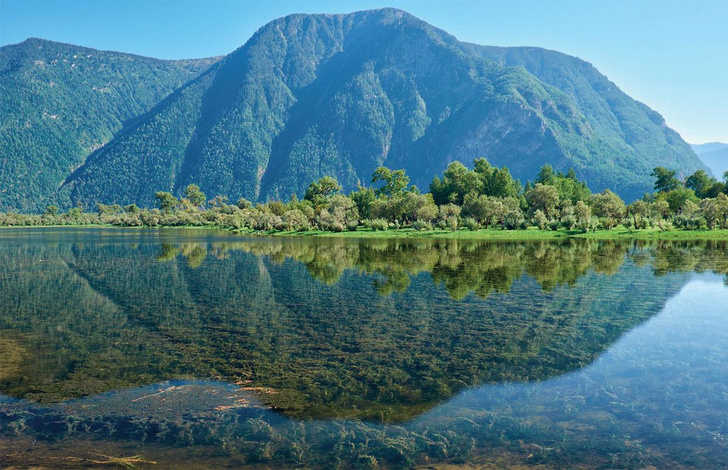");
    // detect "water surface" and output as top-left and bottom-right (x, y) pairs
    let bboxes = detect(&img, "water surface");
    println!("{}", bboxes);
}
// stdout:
(1, 228), (726, 468)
